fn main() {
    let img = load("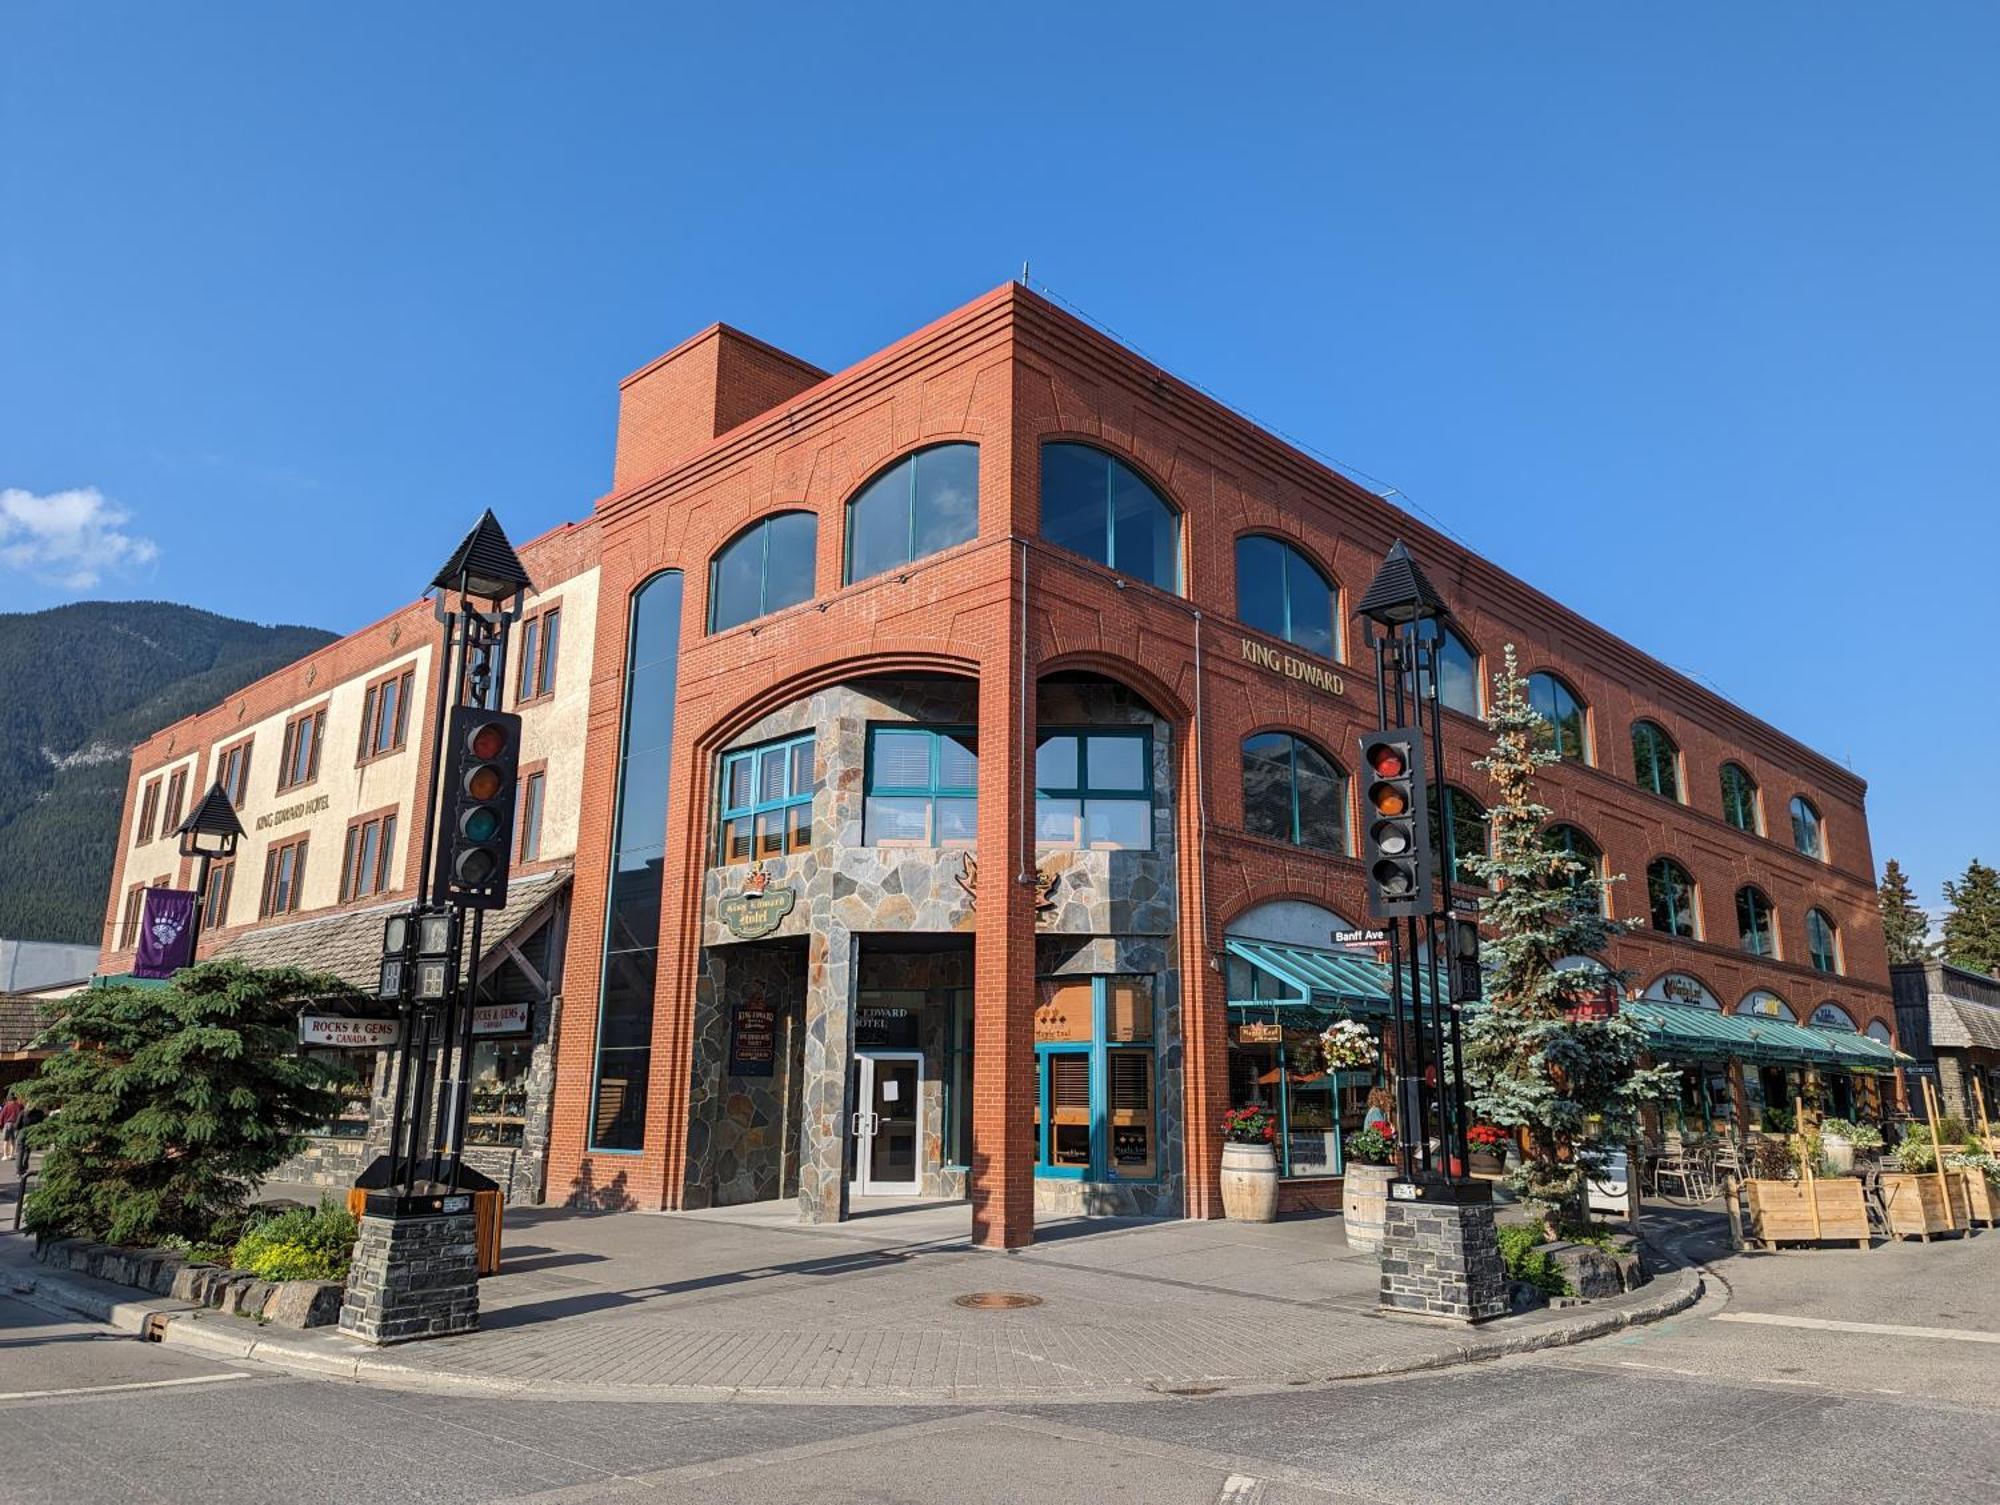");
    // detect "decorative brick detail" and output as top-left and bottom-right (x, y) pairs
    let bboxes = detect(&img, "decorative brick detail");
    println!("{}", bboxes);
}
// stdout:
(1377, 1195), (1509, 1324)
(338, 1211), (479, 1345)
